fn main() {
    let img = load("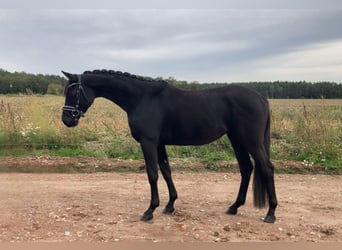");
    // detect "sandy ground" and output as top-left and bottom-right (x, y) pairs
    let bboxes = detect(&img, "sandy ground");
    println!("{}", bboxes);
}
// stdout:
(0, 172), (341, 242)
